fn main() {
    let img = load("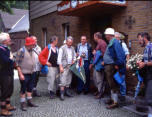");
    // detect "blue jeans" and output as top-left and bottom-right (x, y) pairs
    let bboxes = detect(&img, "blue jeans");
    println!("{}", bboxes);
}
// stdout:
(120, 75), (126, 96)
(20, 73), (35, 94)
(77, 60), (90, 92)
